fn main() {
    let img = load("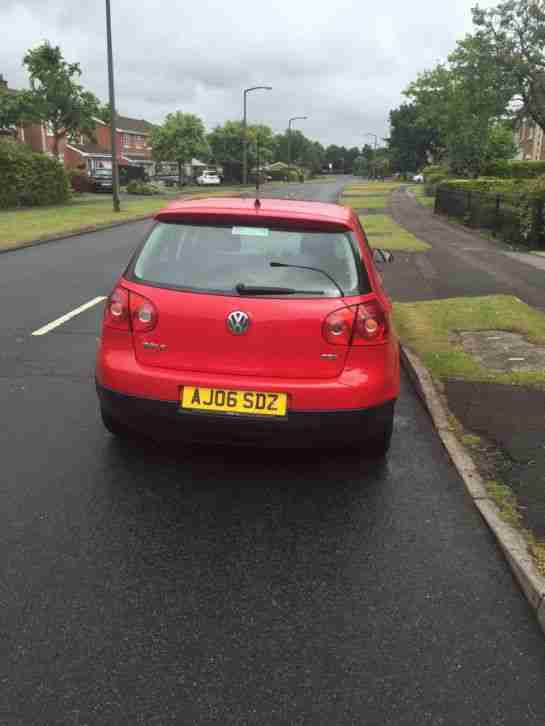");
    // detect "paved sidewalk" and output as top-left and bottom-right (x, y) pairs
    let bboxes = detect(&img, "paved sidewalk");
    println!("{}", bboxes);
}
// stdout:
(381, 189), (545, 543)
(383, 188), (545, 311)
